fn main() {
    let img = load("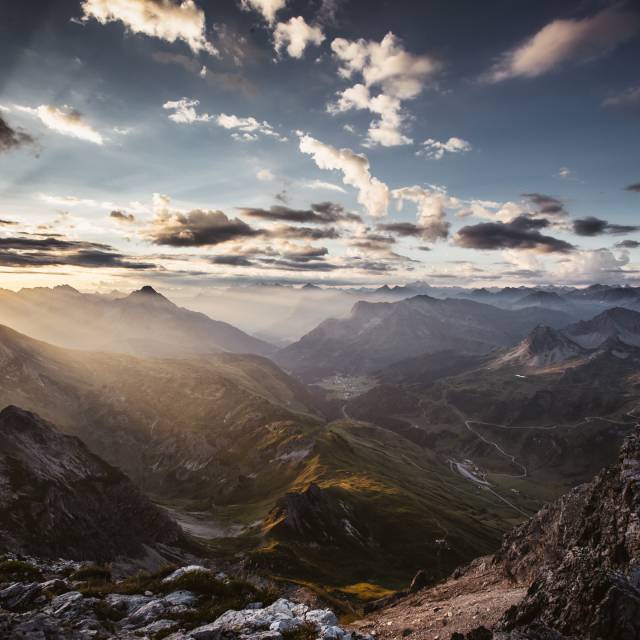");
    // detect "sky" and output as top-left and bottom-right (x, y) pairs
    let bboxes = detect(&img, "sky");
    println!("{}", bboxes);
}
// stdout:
(0, 0), (639, 292)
